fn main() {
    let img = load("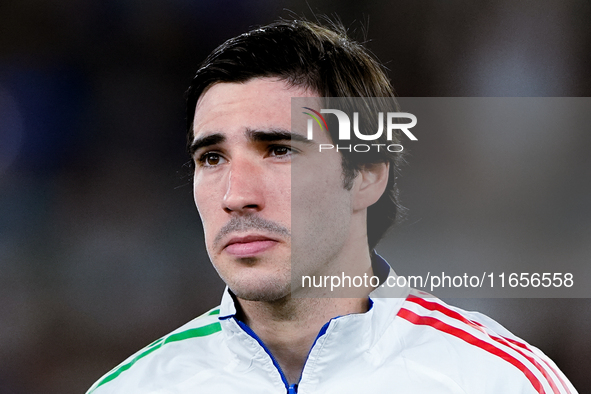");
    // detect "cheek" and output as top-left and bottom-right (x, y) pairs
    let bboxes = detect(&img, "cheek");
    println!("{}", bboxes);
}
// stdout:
(294, 153), (347, 208)
(192, 181), (204, 216)
(193, 169), (220, 213)
(292, 168), (351, 235)
(277, 174), (292, 222)
(193, 181), (218, 241)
